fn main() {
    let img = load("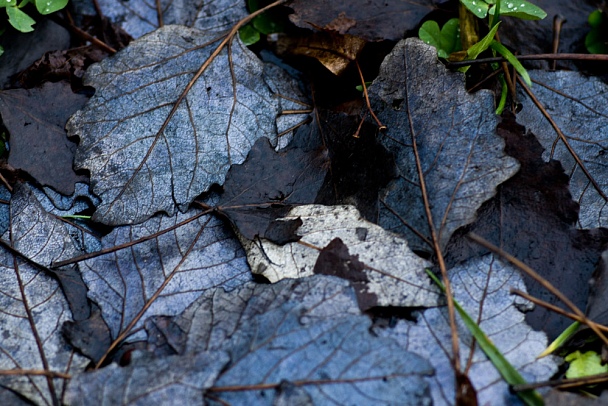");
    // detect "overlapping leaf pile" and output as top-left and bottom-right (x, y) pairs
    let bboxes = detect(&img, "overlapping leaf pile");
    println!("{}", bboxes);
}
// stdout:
(8, 0), (608, 404)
